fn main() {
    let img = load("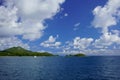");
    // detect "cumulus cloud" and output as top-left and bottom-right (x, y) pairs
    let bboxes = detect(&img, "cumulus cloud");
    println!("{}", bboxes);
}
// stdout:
(92, 0), (120, 33)
(73, 37), (93, 49)
(94, 32), (120, 48)
(92, 0), (120, 49)
(21, 20), (45, 41)
(0, 0), (65, 41)
(40, 35), (61, 48)
(62, 37), (93, 54)
(59, 0), (120, 55)
(0, 6), (22, 37)
(0, 5), (46, 41)
(82, 49), (120, 56)
(0, 0), (65, 50)
(0, 37), (30, 50)
(11, 0), (65, 21)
